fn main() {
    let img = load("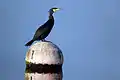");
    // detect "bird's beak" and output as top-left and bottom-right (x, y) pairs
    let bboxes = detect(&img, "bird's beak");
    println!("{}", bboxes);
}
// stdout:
(56, 8), (60, 11)
(53, 8), (60, 12)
